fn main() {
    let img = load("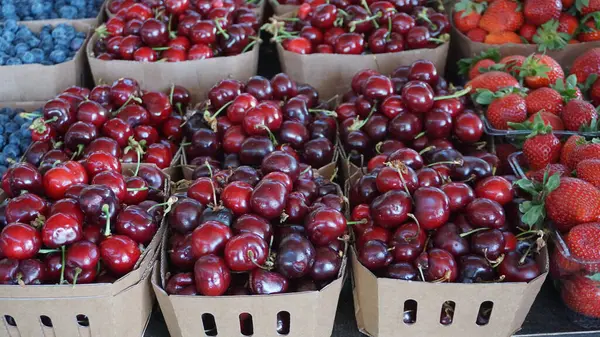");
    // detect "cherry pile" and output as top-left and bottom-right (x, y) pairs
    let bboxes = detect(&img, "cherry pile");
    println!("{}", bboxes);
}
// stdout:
(165, 163), (347, 296)
(107, 0), (262, 16)
(21, 78), (189, 174)
(337, 60), (484, 166)
(92, 0), (260, 62)
(262, 0), (449, 54)
(0, 160), (169, 285)
(181, 73), (337, 179)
